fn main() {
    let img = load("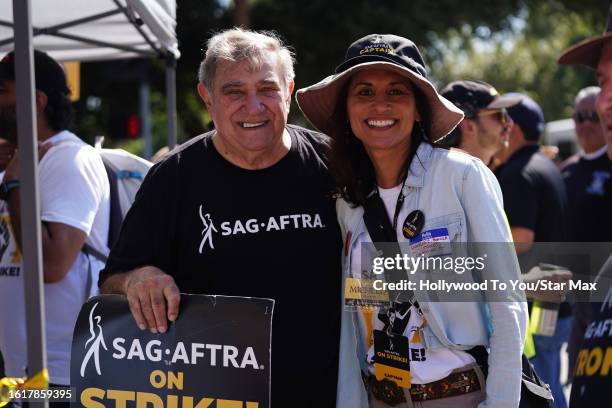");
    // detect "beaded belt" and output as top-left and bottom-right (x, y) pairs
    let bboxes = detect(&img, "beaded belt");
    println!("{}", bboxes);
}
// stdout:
(364, 367), (481, 406)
